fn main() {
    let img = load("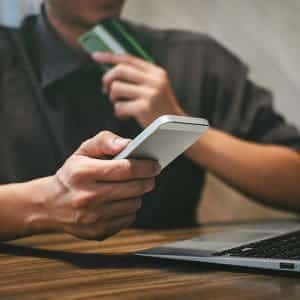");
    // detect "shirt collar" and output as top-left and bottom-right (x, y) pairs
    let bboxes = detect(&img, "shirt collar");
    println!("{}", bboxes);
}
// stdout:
(34, 6), (87, 88)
